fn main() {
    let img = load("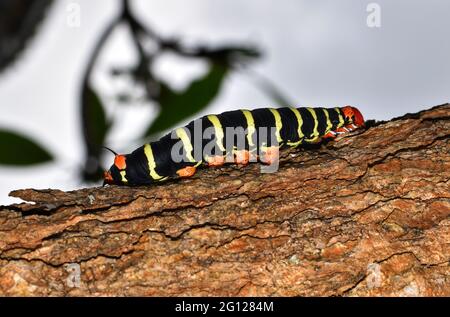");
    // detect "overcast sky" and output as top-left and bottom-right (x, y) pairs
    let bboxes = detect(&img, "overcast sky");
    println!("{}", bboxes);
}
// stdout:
(0, 0), (449, 204)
